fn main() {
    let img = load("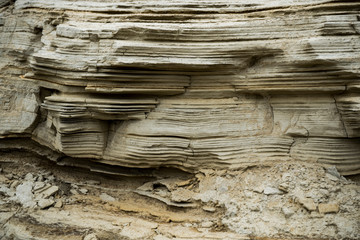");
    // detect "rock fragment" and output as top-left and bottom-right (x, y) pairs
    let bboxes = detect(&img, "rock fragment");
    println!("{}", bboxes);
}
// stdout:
(79, 188), (88, 194)
(36, 186), (59, 199)
(326, 173), (340, 182)
(263, 187), (283, 195)
(120, 219), (157, 239)
(54, 199), (63, 208)
(5, 174), (13, 180)
(325, 166), (342, 179)
(298, 197), (317, 211)
(15, 181), (35, 208)
(0, 175), (6, 184)
(38, 198), (55, 209)
(45, 175), (55, 182)
(251, 186), (264, 193)
(200, 221), (214, 228)
(36, 175), (44, 182)
(100, 193), (116, 202)
(318, 203), (340, 214)
(0, 185), (14, 197)
(278, 183), (289, 192)
(170, 188), (194, 203)
(84, 233), (98, 240)
(24, 173), (34, 181)
(84, 180), (101, 185)
(202, 206), (216, 212)
(70, 189), (79, 195)
(33, 181), (46, 191)
(137, 182), (154, 191)
(10, 180), (20, 189)
(282, 207), (295, 218)
(310, 211), (324, 218)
